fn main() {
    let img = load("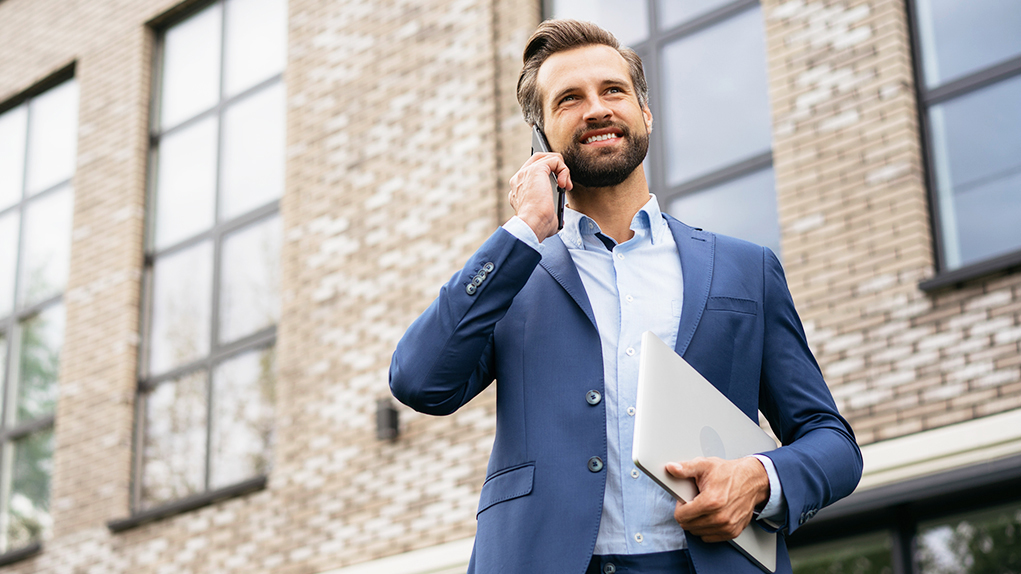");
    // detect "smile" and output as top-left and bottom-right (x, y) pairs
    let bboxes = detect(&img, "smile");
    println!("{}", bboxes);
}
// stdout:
(583, 133), (621, 144)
